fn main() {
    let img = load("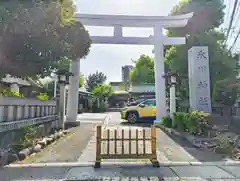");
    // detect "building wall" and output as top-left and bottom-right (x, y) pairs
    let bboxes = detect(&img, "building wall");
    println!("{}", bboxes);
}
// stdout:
(122, 65), (133, 82)
(130, 84), (155, 93)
